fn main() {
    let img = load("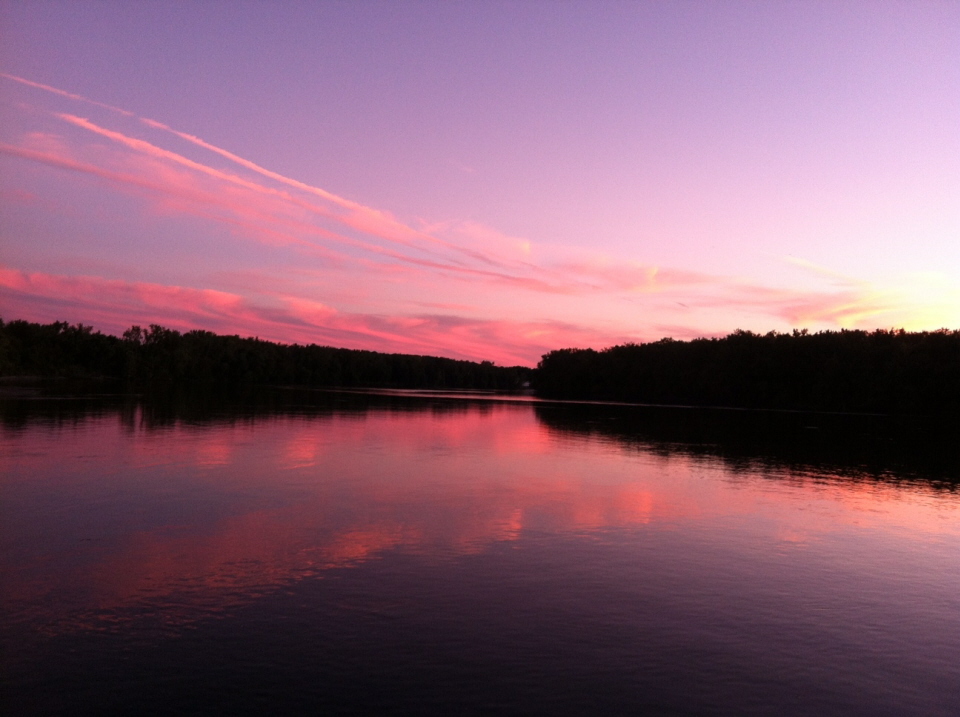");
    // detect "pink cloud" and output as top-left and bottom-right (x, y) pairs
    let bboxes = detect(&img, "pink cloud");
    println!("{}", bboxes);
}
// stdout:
(7, 128), (616, 299)
(0, 140), (417, 267)
(139, 118), (514, 270)
(3, 132), (930, 342)
(0, 187), (39, 204)
(552, 258), (721, 293)
(0, 73), (135, 116)
(0, 267), (634, 365)
(660, 277), (914, 331)
(3, 99), (783, 305)
(50, 111), (671, 293)
(5, 74), (952, 348)
(2, 75), (476, 266)
(63, 114), (511, 271)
